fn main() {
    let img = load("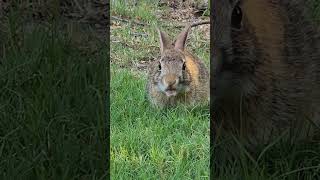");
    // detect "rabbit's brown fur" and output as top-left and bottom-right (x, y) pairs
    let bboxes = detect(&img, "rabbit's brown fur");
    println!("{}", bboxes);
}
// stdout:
(212, 0), (320, 145)
(147, 26), (209, 107)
